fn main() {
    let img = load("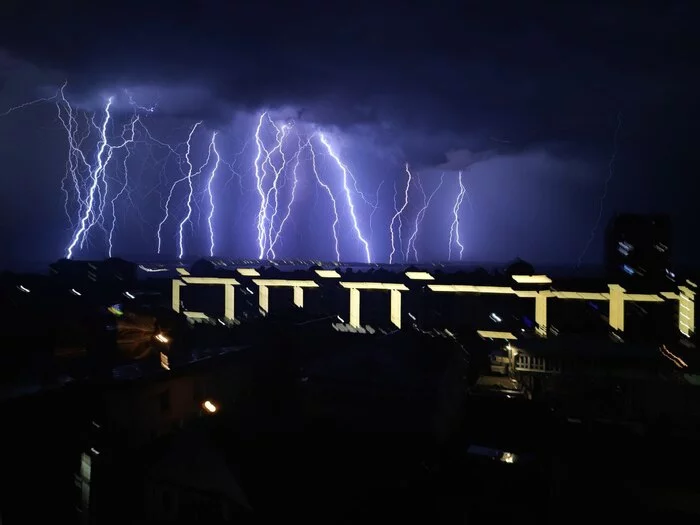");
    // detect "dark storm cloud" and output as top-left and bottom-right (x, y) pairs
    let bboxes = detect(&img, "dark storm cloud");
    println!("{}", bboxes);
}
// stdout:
(4, 2), (696, 154)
